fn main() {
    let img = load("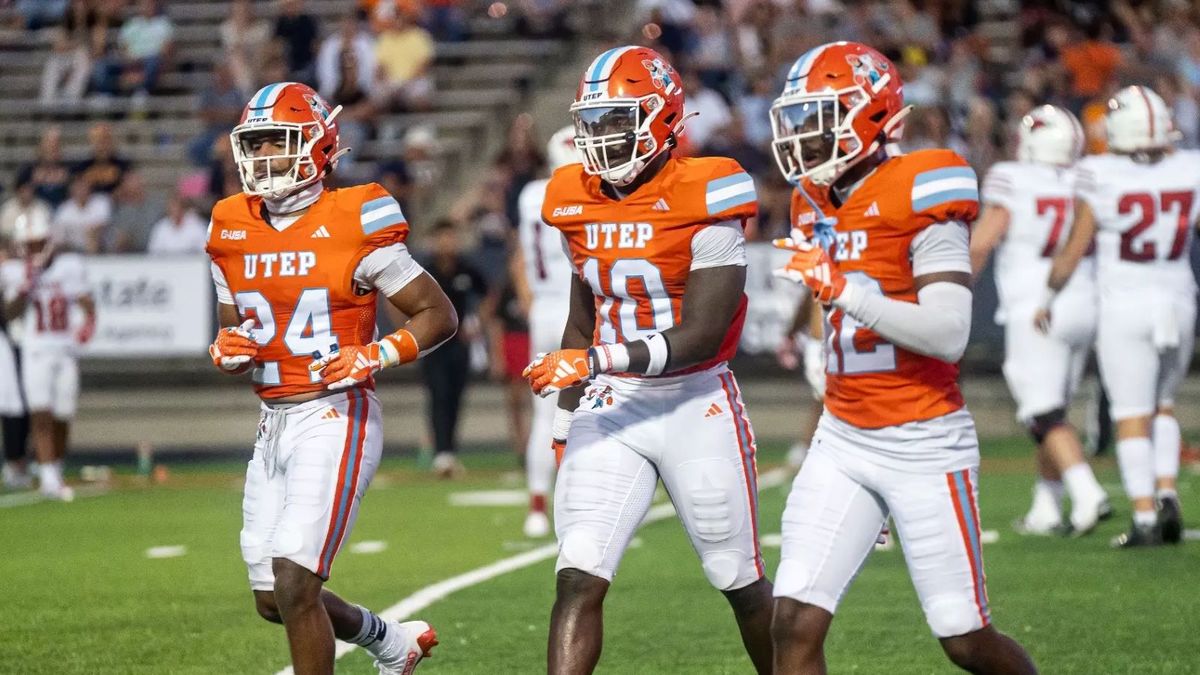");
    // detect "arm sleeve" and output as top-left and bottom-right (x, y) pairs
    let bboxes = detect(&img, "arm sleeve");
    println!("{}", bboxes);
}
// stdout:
(210, 262), (233, 305)
(909, 220), (972, 277)
(352, 243), (426, 297)
(689, 220), (747, 270)
(832, 222), (973, 362)
(833, 281), (972, 363)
